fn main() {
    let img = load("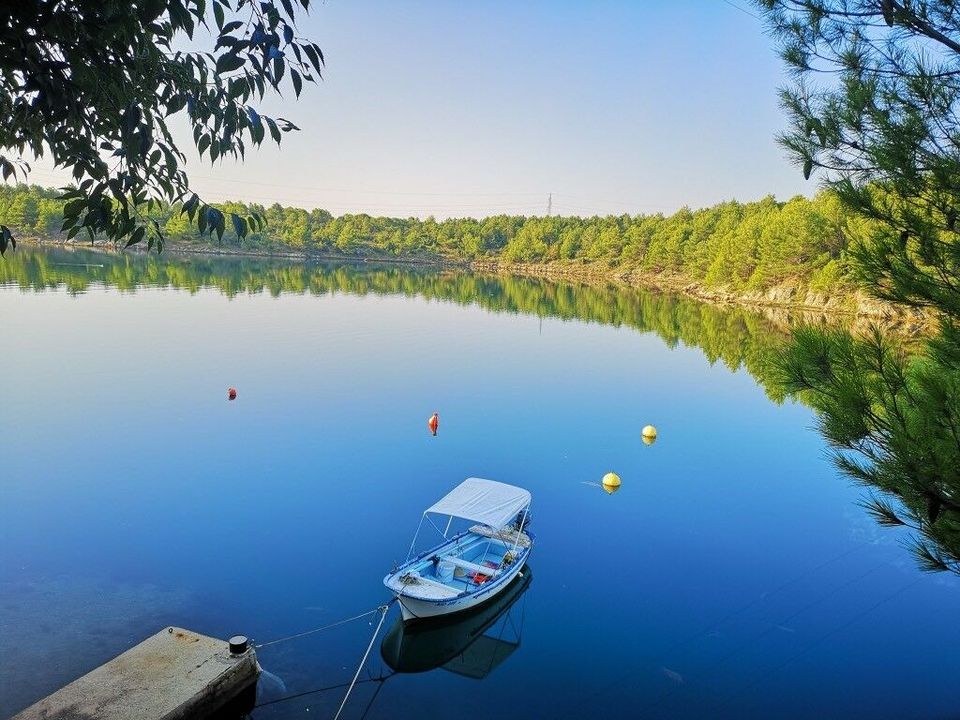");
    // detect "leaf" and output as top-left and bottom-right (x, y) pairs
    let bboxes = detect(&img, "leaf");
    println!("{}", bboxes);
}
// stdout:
(265, 117), (281, 144)
(125, 226), (146, 248)
(167, 93), (187, 114)
(63, 198), (85, 217)
(283, 23), (294, 45)
(213, 1), (224, 30)
(802, 158), (813, 180)
(216, 52), (244, 74)
(228, 78), (247, 100)
(0, 225), (15, 256)
(139, 0), (166, 23)
(291, 68), (302, 97)
(303, 43), (322, 74)
(248, 107), (265, 144)
(182, 193), (199, 219)
(231, 213), (247, 237)
(859, 498), (905, 527)
(207, 207), (226, 240)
